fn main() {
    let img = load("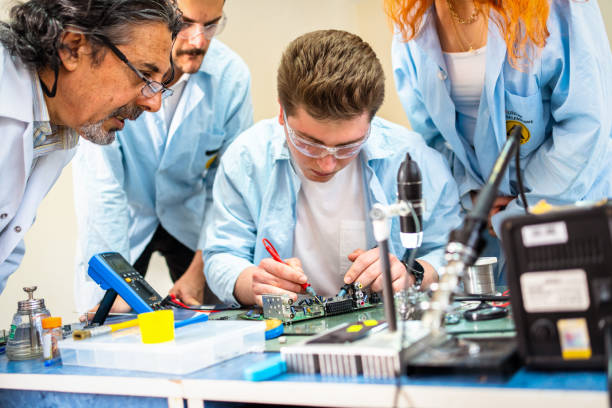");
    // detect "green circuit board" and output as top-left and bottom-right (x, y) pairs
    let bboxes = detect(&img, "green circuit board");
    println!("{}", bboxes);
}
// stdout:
(238, 298), (378, 324)
(238, 283), (381, 324)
